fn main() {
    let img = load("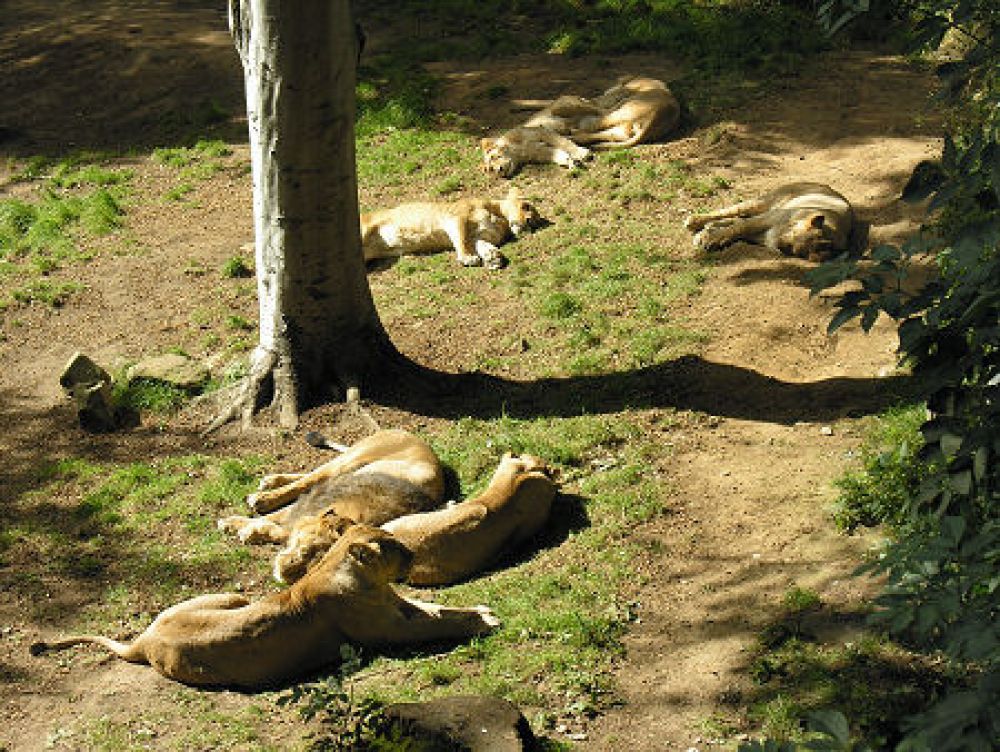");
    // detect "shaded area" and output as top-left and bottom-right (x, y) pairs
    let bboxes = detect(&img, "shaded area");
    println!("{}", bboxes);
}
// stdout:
(0, 391), (255, 627)
(367, 353), (917, 425)
(736, 603), (956, 746)
(0, 0), (245, 155)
